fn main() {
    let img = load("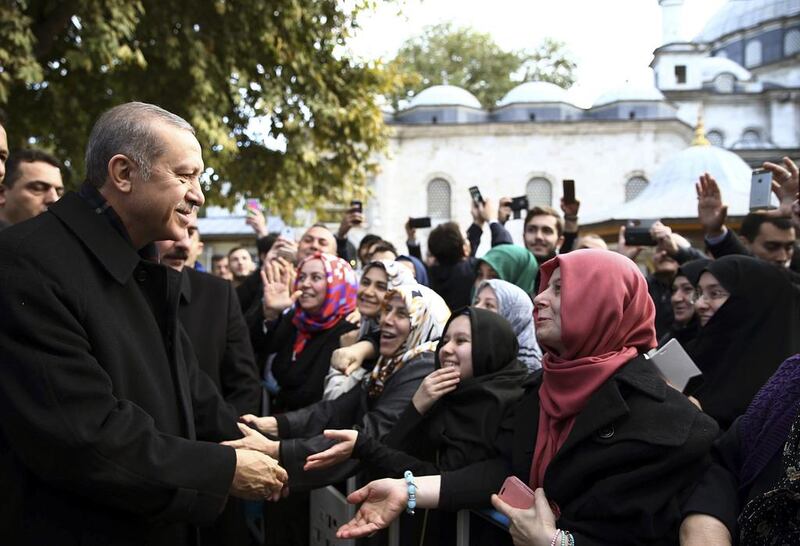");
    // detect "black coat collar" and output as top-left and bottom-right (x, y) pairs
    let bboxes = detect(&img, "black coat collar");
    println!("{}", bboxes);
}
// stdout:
(49, 193), (140, 285)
